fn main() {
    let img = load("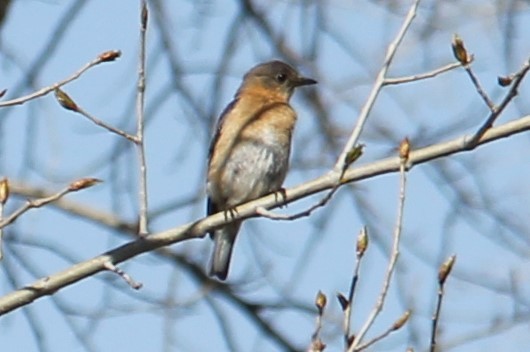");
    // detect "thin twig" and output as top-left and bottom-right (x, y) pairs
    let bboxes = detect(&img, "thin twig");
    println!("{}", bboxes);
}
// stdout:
(383, 62), (462, 85)
(103, 261), (143, 289)
(430, 255), (456, 352)
(136, 1), (149, 236)
(0, 178), (101, 230)
(54, 88), (138, 142)
(0, 189), (68, 230)
(333, 0), (421, 173)
(0, 203), (4, 260)
(355, 310), (411, 351)
(349, 143), (409, 352)
(310, 291), (327, 352)
(463, 65), (497, 112)
(76, 105), (138, 142)
(255, 183), (340, 221)
(449, 35), (496, 111)
(8, 181), (136, 233)
(0, 50), (121, 108)
(256, 146), (362, 221)
(0, 178), (7, 259)
(0, 0), (88, 117)
(466, 58), (530, 147)
(343, 227), (368, 348)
